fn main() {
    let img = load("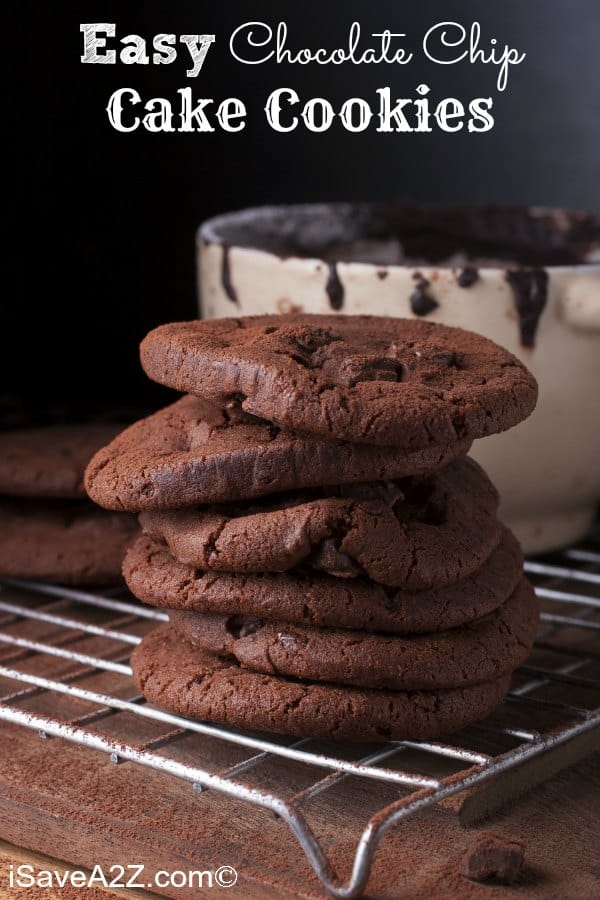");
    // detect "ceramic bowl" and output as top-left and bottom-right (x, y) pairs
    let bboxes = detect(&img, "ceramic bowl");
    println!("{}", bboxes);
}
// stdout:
(198, 203), (600, 552)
